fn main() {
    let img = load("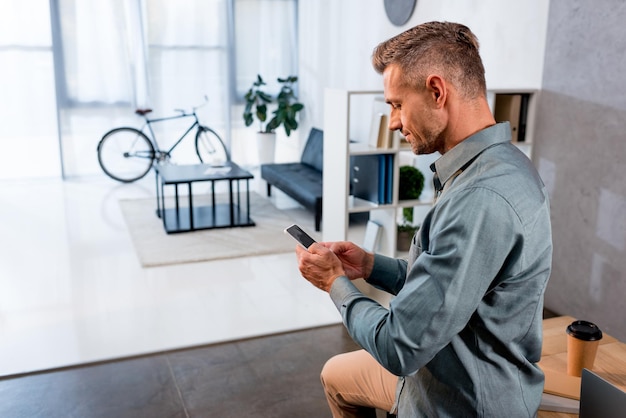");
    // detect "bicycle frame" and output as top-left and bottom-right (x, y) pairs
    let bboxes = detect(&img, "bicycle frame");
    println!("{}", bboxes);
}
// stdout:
(139, 111), (201, 158)
(141, 112), (200, 155)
